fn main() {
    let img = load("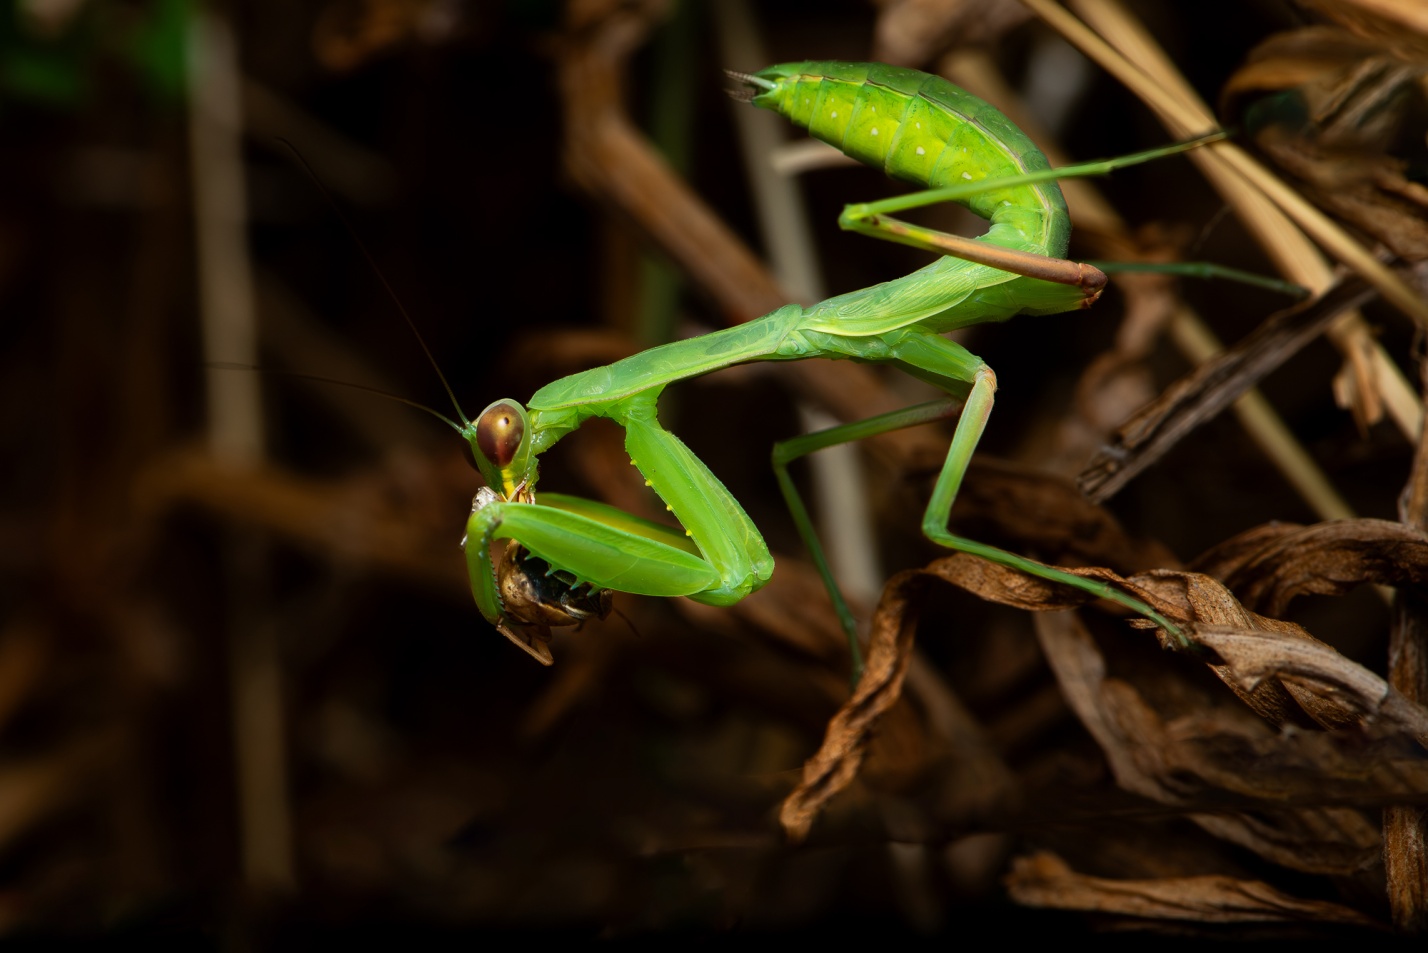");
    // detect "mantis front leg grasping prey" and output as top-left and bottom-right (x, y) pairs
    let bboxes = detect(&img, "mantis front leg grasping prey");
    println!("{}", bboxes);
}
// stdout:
(461, 61), (1214, 675)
